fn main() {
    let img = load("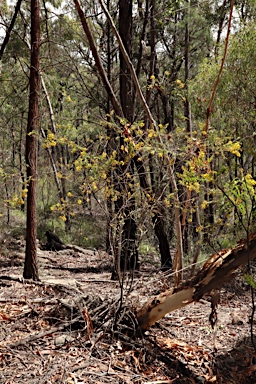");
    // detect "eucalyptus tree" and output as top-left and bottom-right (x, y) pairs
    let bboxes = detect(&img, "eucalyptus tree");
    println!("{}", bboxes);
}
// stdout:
(23, 0), (40, 280)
